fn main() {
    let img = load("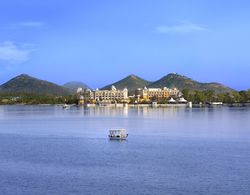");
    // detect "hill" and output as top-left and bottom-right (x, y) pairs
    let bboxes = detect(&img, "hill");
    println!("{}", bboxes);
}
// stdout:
(0, 74), (70, 96)
(63, 81), (90, 93)
(101, 74), (152, 93)
(148, 73), (235, 94)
